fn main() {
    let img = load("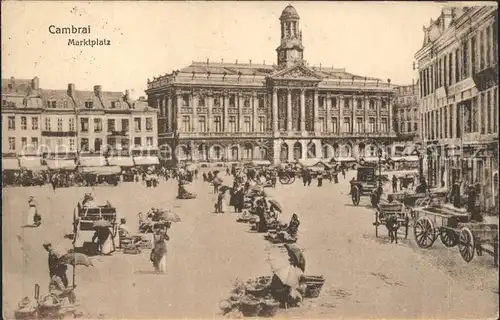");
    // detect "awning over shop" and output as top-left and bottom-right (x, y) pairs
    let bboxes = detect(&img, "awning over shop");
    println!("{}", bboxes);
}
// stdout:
(298, 159), (321, 167)
(78, 156), (106, 167)
(391, 156), (419, 162)
(133, 156), (160, 166)
(250, 160), (271, 166)
(381, 170), (419, 178)
(107, 157), (134, 167)
(19, 157), (47, 171)
(81, 166), (121, 175)
(45, 159), (76, 170)
(363, 157), (380, 163)
(2, 158), (20, 170)
(335, 157), (356, 162)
